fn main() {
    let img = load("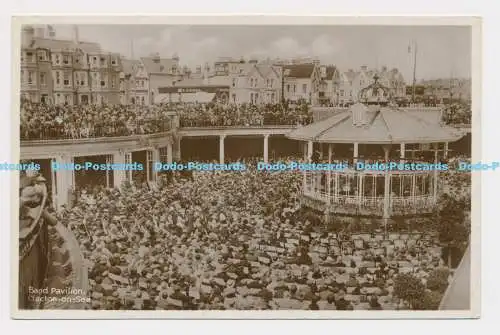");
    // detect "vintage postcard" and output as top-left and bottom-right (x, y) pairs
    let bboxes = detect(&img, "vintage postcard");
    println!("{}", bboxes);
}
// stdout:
(11, 16), (481, 319)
